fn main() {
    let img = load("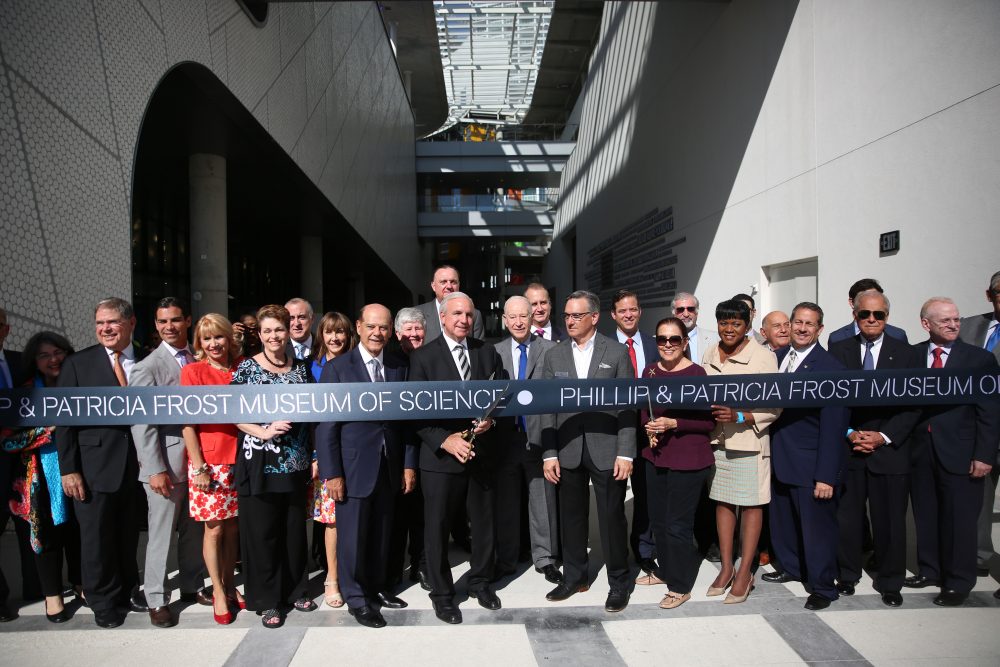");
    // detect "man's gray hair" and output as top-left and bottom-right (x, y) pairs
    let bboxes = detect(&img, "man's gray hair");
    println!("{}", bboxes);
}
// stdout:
(671, 292), (699, 309)
(95, 297), (134, 320)
(439, 291), (473, 314)
(920, 297), (956, 320)
(852, 289), (890, 313)
(394, 306), (426, 330)
(566, 290), (600, 313)
(284, 297), (314, 318)
(504, 295), (530, 312)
